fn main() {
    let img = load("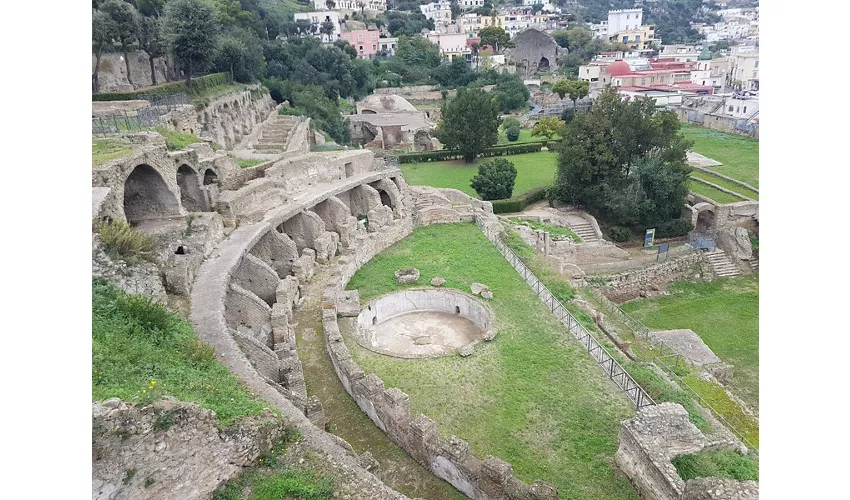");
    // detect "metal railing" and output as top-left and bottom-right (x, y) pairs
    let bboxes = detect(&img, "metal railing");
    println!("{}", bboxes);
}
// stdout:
(583, 287), (651, 339)
(92, 93), (188, 136)
(475, 217), (655, 410)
